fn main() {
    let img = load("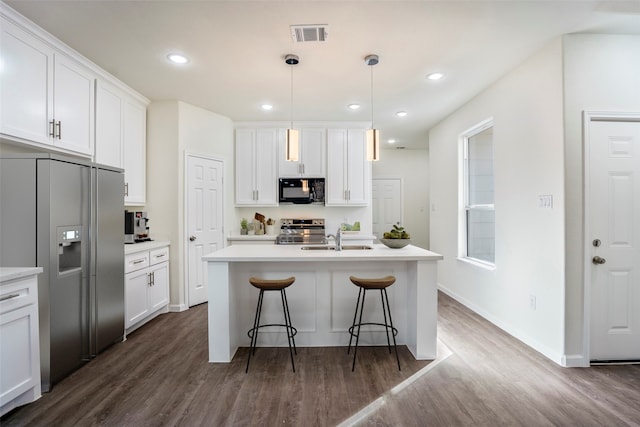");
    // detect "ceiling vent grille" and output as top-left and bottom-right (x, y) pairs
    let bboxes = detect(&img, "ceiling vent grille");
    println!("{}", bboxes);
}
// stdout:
(290, 25), (328, 43)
